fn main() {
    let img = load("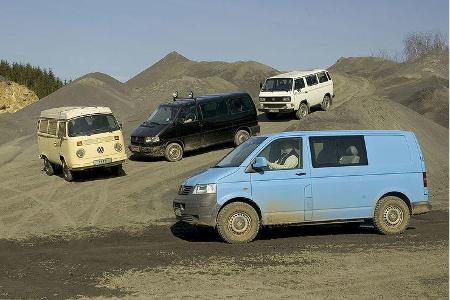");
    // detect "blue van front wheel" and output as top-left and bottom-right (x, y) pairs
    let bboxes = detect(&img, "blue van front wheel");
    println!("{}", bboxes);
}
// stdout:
(217, 202), (260, 244)
(373, 196), (410, 235)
